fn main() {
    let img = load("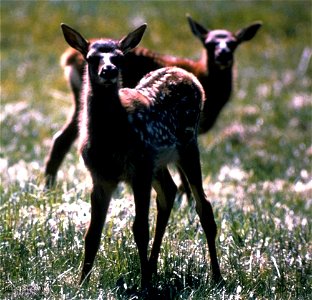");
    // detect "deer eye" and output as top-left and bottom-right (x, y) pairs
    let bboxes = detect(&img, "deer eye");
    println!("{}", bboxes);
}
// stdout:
(206, 41), (216, 48)
(110, 55), (123, 66)
(87, 55), (100, 64)
(227, 41), (237, 49)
